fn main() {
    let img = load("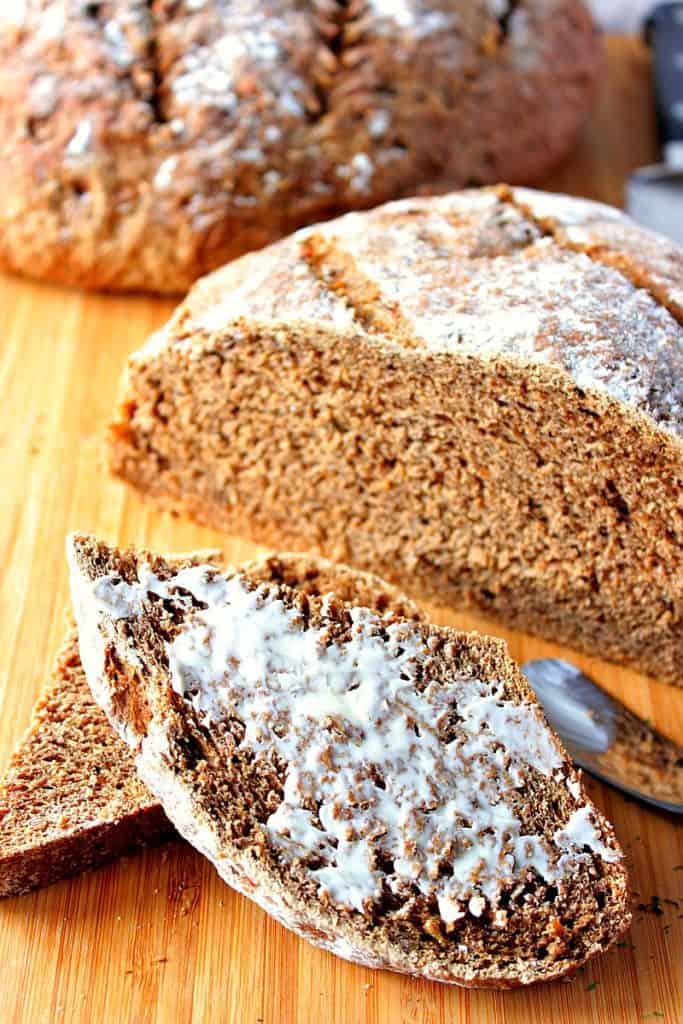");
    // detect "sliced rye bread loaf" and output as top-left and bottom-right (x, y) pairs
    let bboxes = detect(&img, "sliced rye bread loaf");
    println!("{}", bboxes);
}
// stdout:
(67, 533), (631, 988)
(0, 552), (421, 898)
(109, 185), (683, 684)
(0, 1), (600, 294)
